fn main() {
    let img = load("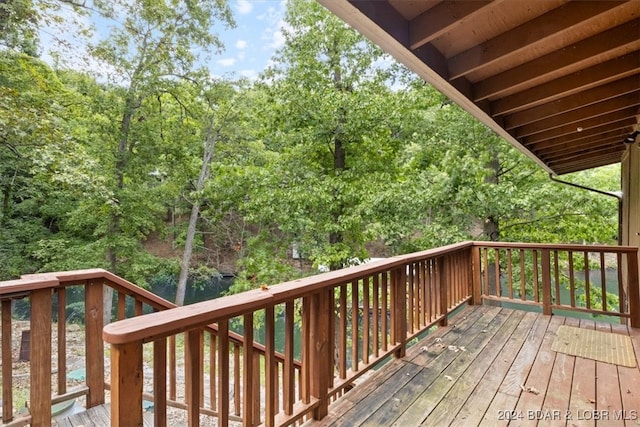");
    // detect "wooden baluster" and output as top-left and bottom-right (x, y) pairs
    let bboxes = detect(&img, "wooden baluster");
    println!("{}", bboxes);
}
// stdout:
(117, 292), (126, 320)
(363, 276), (370, 365)
(541, 249), (552, 315)
(85, 280), (105, 408)
(243, 313), (254, 427)
(584, 251), (591, 310)
(210, 333), (217, 411)
(218, 321), (230, 426)
(135, 299), (143, 316)
(284, 302), (295, 415)
(494, 249), (501, 298)
(309, 289), (331, 419)
(234, 343), (241, 416)
(381, 272), (388, 351)
(407, 265), (414, 334)
(154, 337), (167, 427)
(506, 249), (513, 299)
(391, 267), (407, 357)
(533, 250), (539, 303)
(2, 299), (13, 422)
(554, 251), (561, 306)
(438, 258), (448, 327)
(339, 284), (347, 378)
(351, 280), (359, 372)
(600, 252), (607, 312)
(520, 249), (526, 300)
(57, 288), (67, 395)
(372, 274), (380, 358)
(252, 352), (261, 424)
(265, 305), (276, 427)
(569, 251), (576, 307)
(170, 335), (177, 401)
(110, 341), (143, 426)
